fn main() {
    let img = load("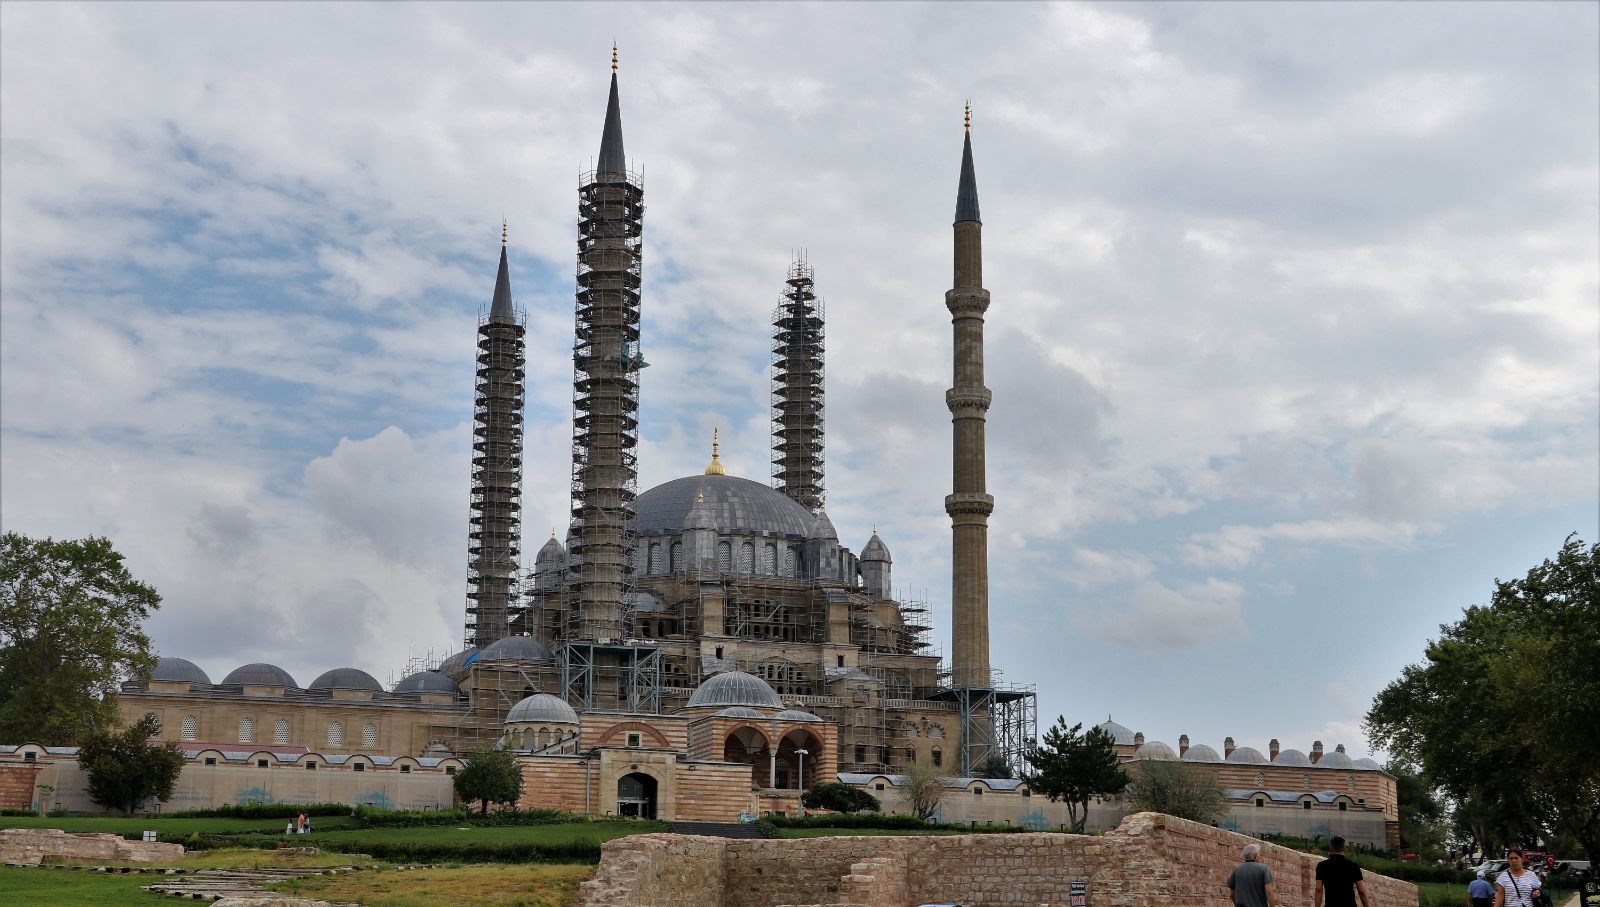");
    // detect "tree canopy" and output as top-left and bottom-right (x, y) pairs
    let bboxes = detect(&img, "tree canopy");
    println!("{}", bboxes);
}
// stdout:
(899, 758), (950, 821)
(0, 533), (161, 744)
(453, 748), (525, 814)
(78, 714), (185, 815)
(1366, 534), (1599, 863)
(1125, 759), (1227, 825)
(1021, 717), (1128, 832)
(802, 781), (881, 813)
